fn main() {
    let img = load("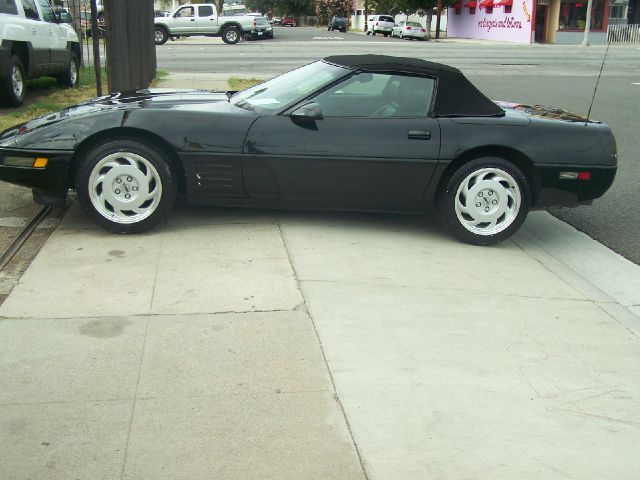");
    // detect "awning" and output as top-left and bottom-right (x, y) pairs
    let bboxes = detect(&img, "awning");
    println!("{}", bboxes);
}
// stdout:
(493, 0), (513, 6)
(480, 0), (494, 7)
(464, 1), (477, 7)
